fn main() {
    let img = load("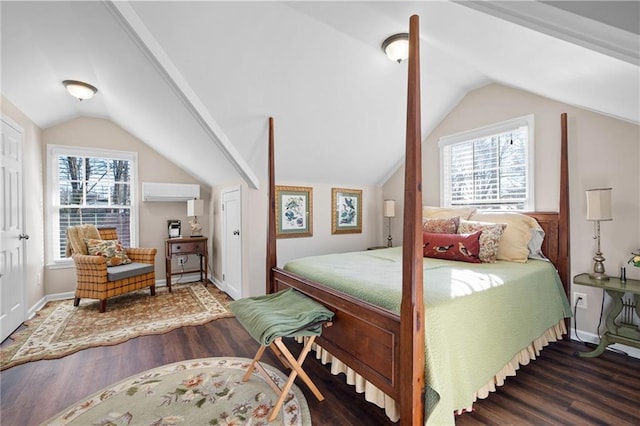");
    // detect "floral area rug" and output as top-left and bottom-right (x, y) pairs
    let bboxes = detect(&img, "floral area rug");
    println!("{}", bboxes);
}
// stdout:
(42, 357), (311, 426)
(1, 283), (233, 371)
